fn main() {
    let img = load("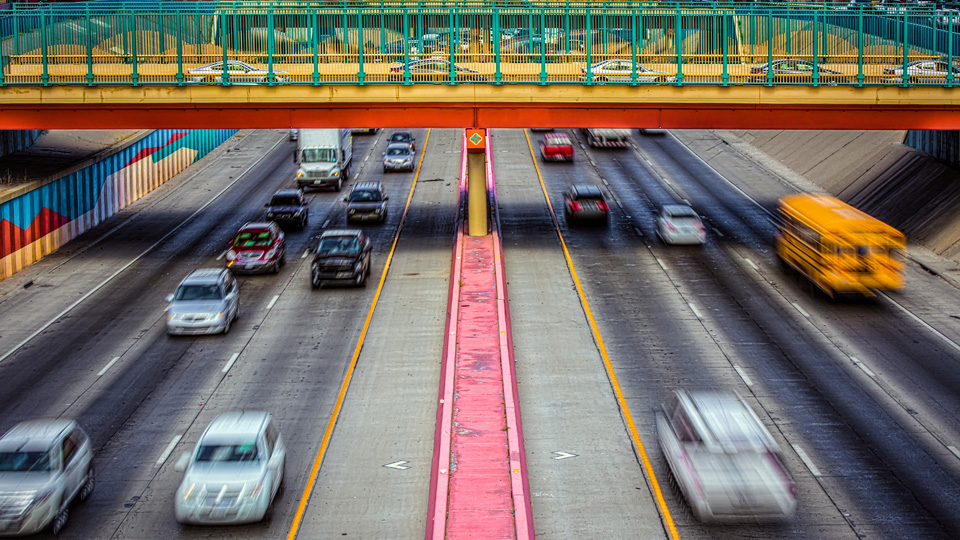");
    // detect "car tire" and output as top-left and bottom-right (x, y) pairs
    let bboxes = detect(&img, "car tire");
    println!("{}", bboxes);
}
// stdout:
(79, 465), (95, 502)
(50, 507), (69, 535)
(223, 316), (231, 334)
(312, 269), (321, 289)
(334, 177), (342, 192)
